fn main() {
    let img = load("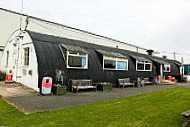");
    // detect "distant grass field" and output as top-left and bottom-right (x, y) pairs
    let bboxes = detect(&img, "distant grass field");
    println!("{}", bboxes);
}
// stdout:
(0, 87), (190, 127)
